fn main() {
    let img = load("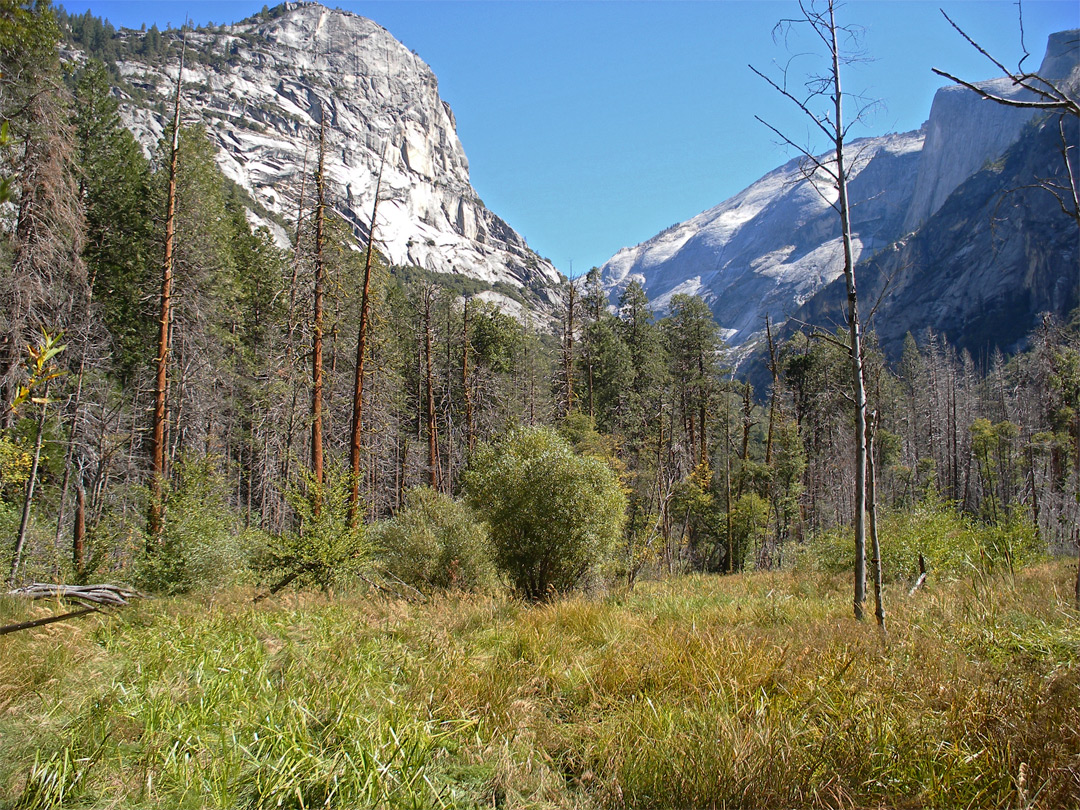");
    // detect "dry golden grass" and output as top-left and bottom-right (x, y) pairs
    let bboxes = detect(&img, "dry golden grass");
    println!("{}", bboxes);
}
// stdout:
(1, 561), (1077, 808)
